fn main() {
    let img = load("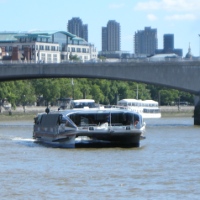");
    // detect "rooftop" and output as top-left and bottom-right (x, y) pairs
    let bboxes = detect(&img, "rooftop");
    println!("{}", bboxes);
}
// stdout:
(0, 30), (85, 43)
